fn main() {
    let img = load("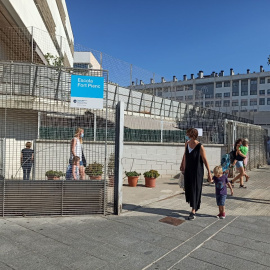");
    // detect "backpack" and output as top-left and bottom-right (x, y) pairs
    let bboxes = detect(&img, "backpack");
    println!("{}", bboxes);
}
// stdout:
(229, 150), (236, 164)
(221, 153), (231, 172)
